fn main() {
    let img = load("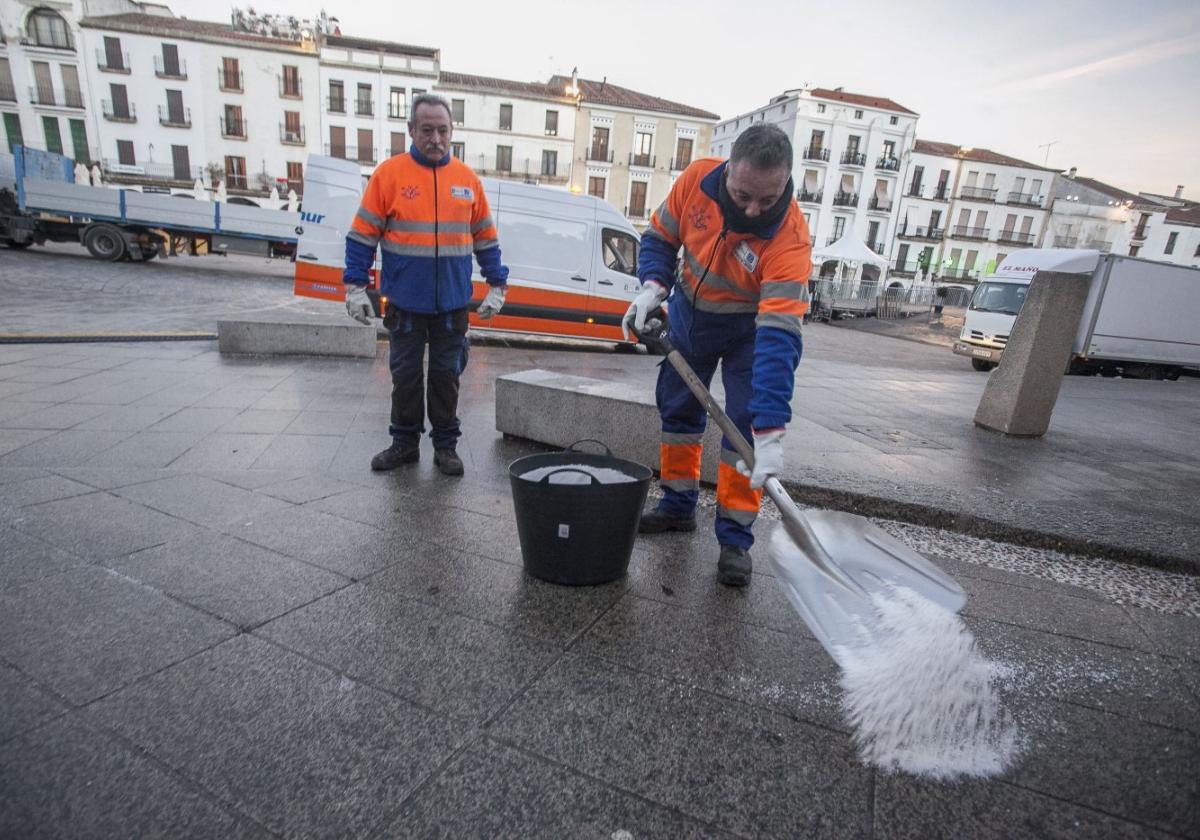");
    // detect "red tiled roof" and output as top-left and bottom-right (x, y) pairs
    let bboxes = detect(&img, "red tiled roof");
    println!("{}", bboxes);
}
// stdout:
(78, 13), (308, 49)
(323, 34), (437, 59)
(808, 87), (917, 116)
(1060, 175), (1143, 204)
(548, 75), (718, 121)
(1166, 204), (1200, 226)
(913, 139), (1057, 172)
(437, 71), (572, 103)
